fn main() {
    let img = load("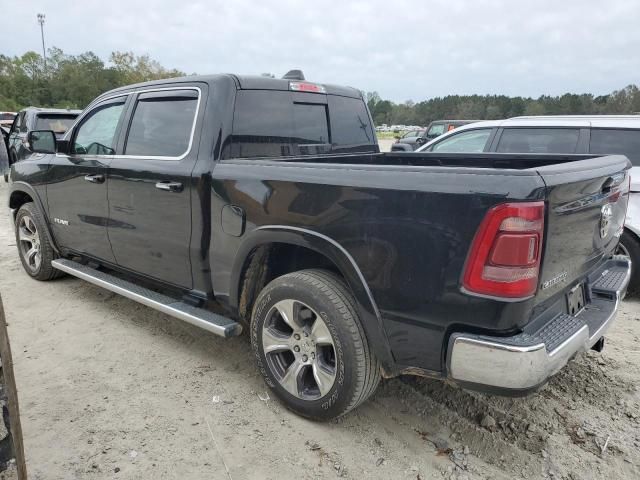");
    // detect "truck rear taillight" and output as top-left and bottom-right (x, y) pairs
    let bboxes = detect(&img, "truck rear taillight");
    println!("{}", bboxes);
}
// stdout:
(463, 201), (545, 299)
